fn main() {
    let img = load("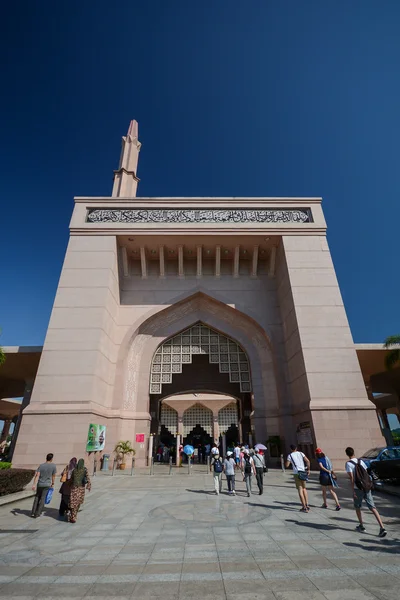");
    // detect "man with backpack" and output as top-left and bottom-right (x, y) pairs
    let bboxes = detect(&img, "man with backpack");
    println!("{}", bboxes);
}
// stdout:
(241, 449), (256, 497)
(210, 451), (223, 495)
(345, 447), (387, 537)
